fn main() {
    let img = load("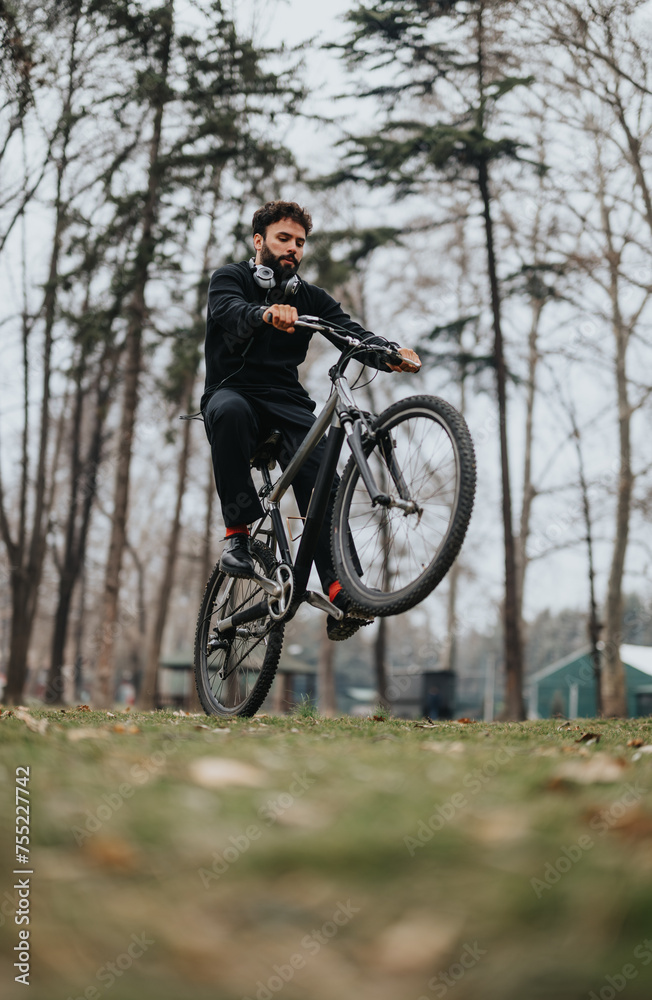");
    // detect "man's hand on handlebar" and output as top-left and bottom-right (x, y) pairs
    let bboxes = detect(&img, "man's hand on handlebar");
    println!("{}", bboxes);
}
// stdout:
(263, 304), (297, 333)
(388, 347), (422, 374)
